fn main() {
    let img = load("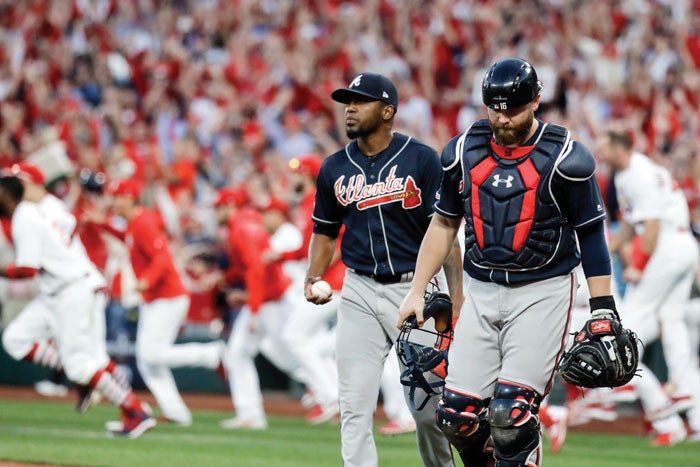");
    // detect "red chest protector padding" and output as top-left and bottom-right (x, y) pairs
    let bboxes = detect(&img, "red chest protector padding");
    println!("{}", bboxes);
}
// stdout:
(461, 120), (570, 270)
